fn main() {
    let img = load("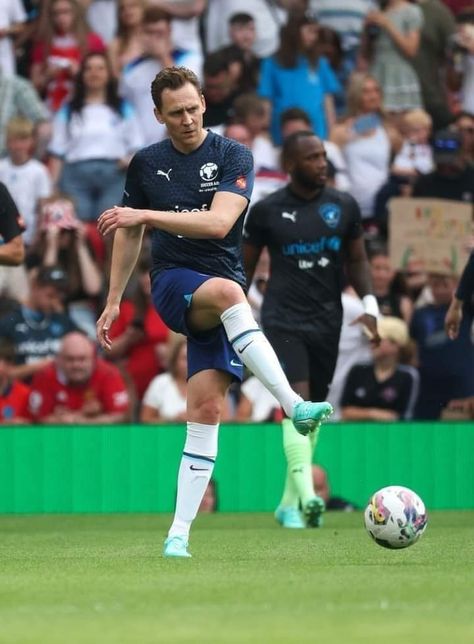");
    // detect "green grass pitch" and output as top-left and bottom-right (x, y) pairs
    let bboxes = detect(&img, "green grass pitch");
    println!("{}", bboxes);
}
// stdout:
(0, 512), (473, 644)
